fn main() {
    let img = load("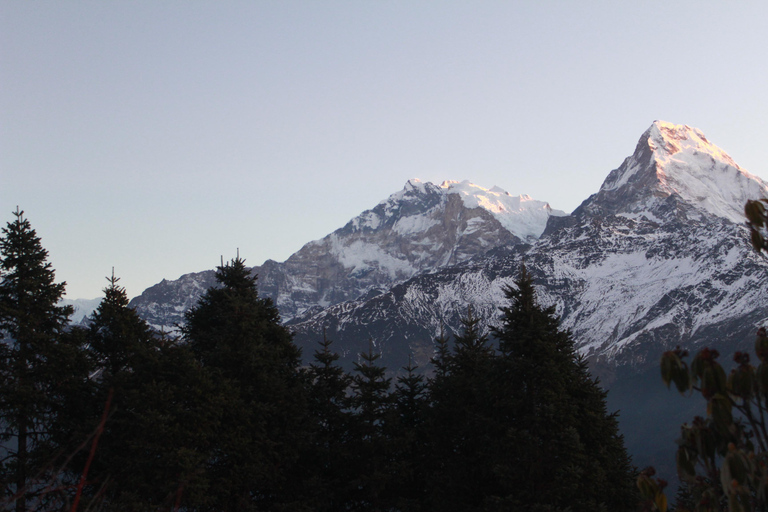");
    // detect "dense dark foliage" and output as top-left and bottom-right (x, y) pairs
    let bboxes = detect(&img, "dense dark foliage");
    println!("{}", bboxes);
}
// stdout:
(81, 273), (217, 509)
(491, 265), (636, 511)
(0, 210), (637, 511)
(183, 256), (310, 511)
(426, 268), (636, 512)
